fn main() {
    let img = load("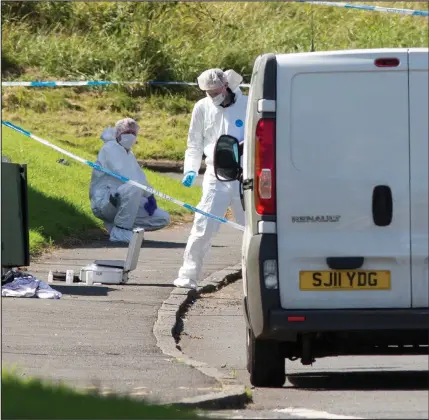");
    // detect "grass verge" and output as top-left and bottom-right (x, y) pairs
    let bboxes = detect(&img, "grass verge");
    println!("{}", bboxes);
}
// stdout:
(2, 87), (197, 161)
(2, 368), (198, 419)
(2, 125), (201, 256)
(2, 2), (427, 161)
